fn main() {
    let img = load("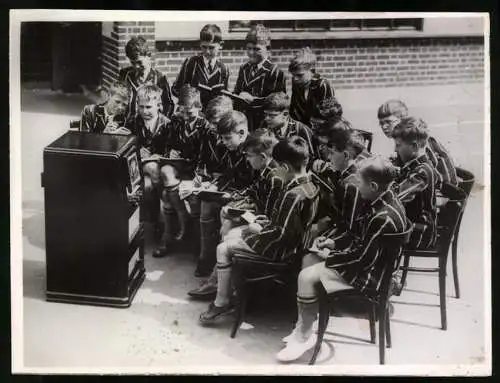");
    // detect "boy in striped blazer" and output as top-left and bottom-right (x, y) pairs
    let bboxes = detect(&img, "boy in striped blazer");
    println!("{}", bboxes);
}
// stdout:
(199, 136), (319, 324)
(391, 117), (440, 250)
(119, 36), (175, 120)
(172, 24), (230, 111)
(306, 120), (370, 267)
(80, 81), (130, 133)
(289, 47), (335, 128)
(260, 92), (319, 160)
(233, 24), (286, 131)
(276, 156), (408, 362)
(378, 99), (458, 186)
(152, 85), (211, 258)
(188, 129), (286, 300)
